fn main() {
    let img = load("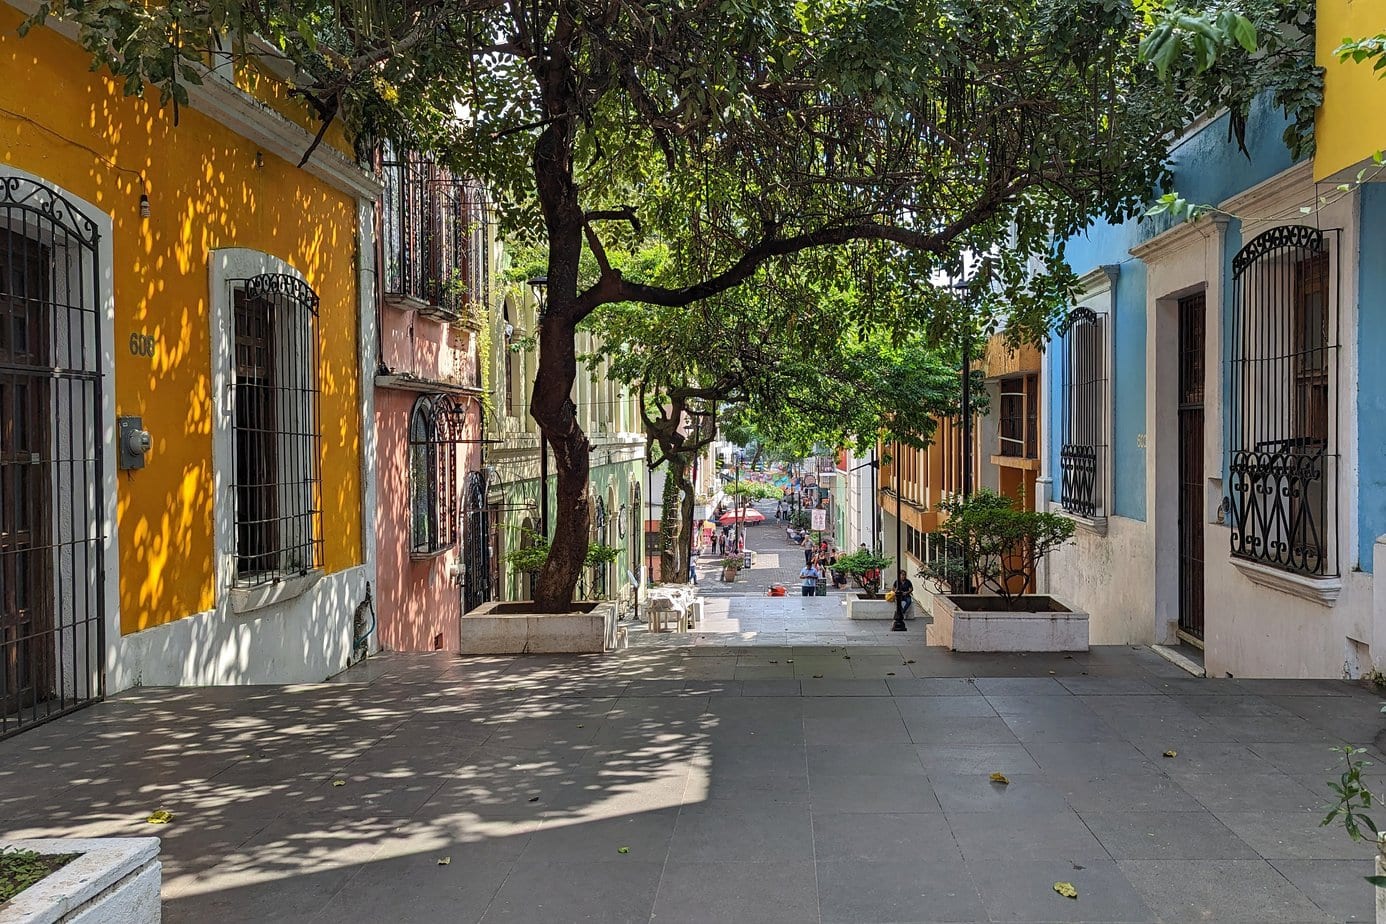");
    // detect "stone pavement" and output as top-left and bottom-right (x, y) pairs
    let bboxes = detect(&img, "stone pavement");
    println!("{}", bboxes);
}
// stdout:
(694, 498), (856, 599)
(3, 641), (1384, 923)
